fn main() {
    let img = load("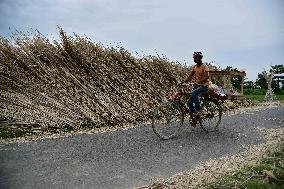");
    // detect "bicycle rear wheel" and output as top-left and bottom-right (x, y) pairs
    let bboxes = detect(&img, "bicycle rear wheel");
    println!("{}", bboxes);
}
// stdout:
(151, 100), (184, 140)
(199, 98), (222, 132)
